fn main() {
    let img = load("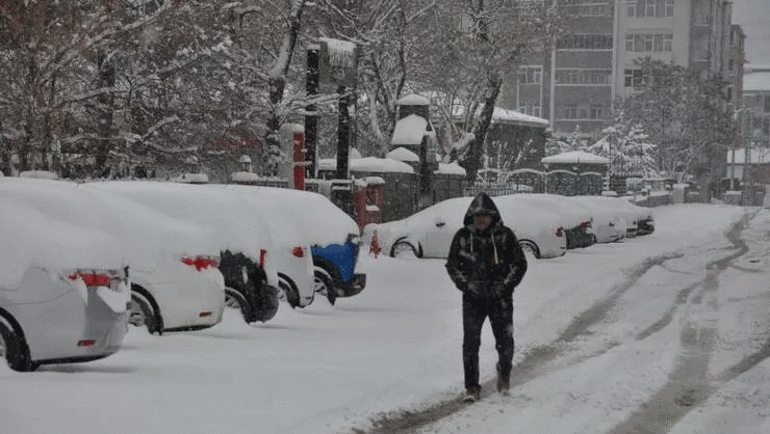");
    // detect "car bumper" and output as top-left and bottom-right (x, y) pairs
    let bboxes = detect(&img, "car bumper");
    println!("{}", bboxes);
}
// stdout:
(335, 273), (366, 298)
